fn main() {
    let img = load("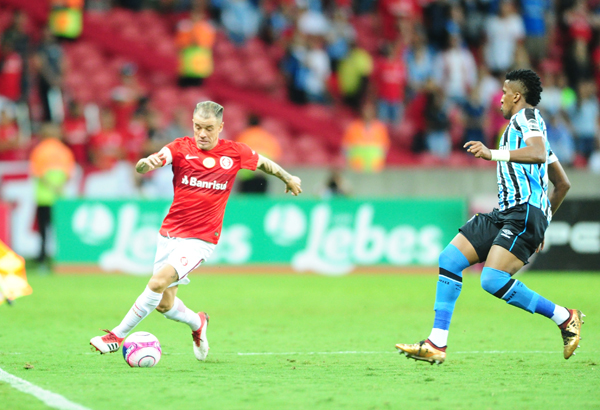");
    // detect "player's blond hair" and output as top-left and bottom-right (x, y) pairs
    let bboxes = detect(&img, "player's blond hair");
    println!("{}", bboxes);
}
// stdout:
(193, 101), (224, 122)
